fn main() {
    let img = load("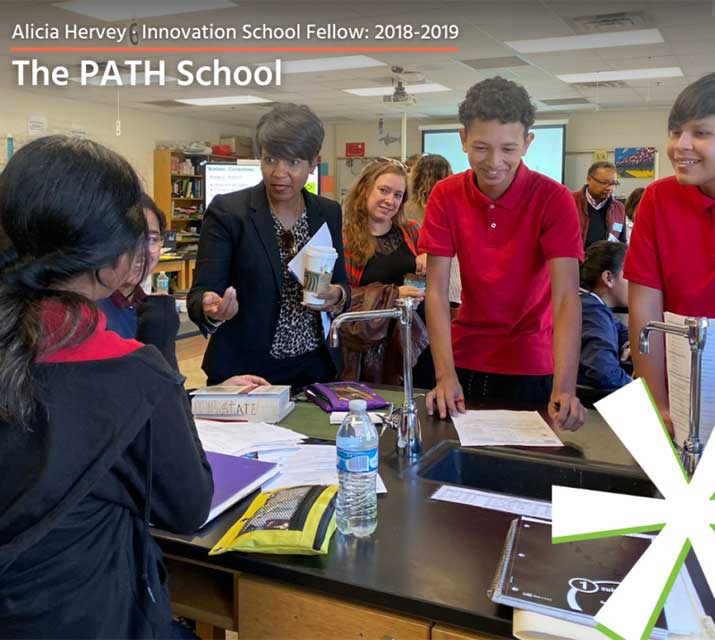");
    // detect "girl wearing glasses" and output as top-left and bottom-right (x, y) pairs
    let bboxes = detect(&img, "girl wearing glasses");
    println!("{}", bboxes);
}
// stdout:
(188, 103), (349, 387)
